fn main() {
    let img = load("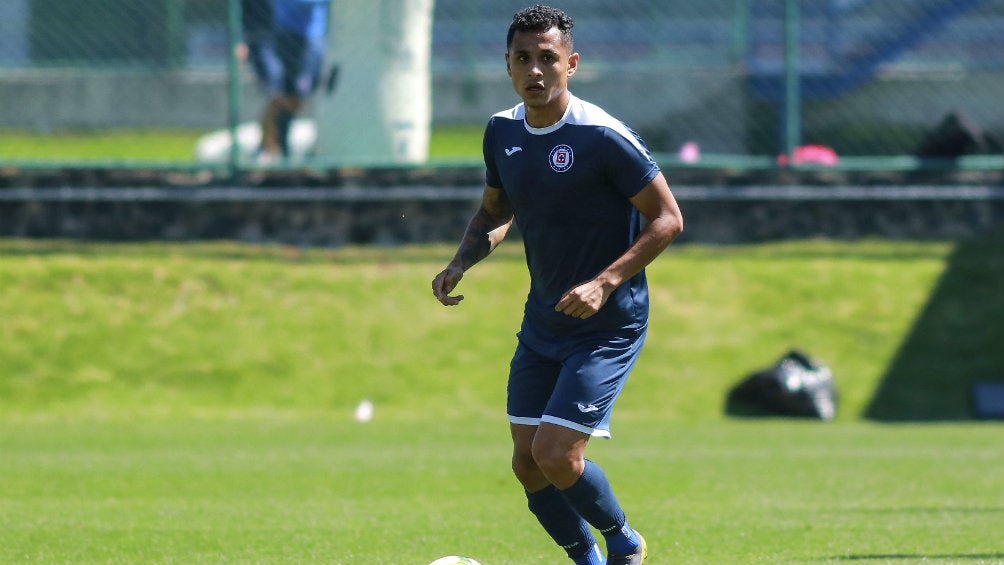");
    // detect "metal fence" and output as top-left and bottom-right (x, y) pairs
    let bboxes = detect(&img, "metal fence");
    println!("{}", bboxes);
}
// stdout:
(0, 0), (1001, 170)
